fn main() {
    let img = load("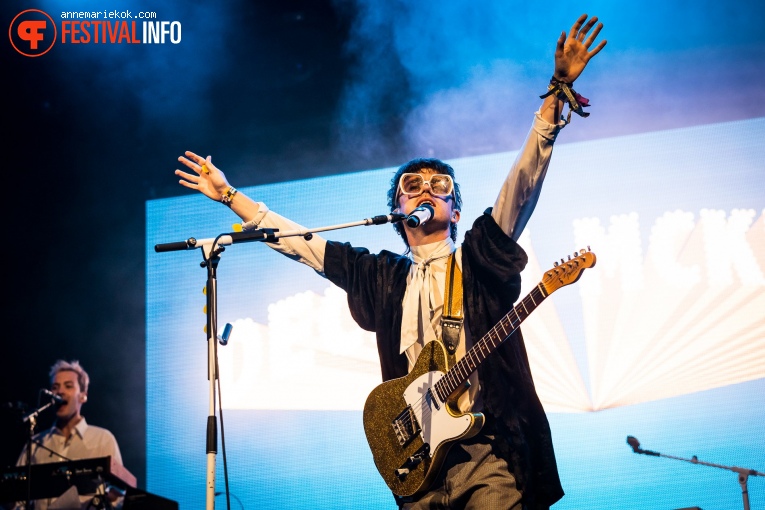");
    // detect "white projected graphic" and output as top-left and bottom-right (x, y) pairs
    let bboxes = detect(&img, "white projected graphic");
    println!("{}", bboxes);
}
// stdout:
(218, 286), (382, 410)
(574, 208), (765, 410)
(217, 208), (765, 413)
(516, 231), (593, 413)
